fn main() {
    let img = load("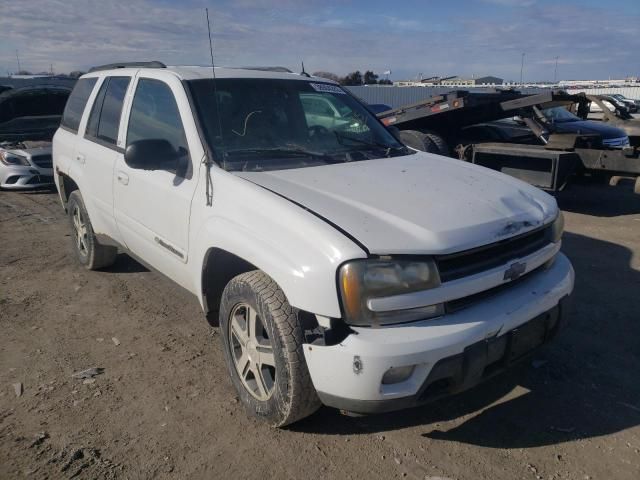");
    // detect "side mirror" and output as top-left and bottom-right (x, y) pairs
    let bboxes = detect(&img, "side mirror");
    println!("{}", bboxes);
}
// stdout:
(124, 139), (180, 170)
